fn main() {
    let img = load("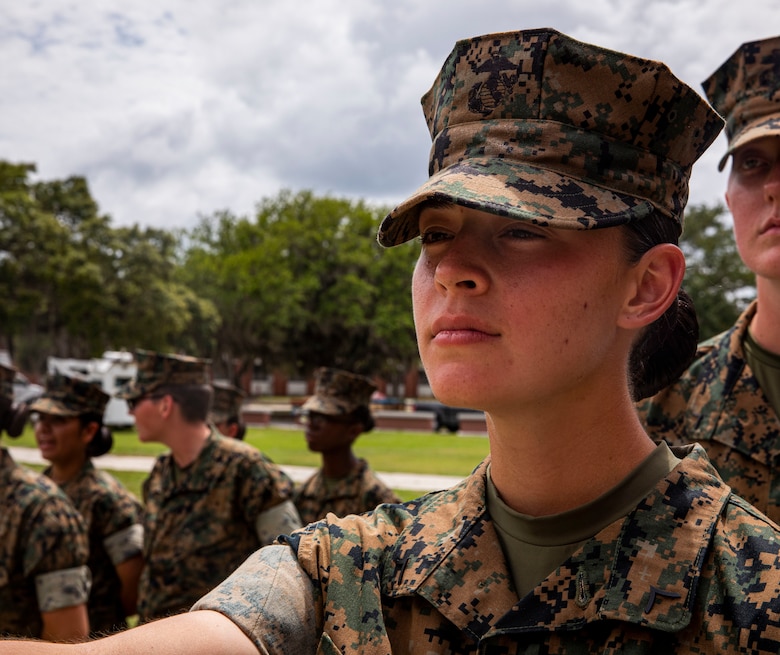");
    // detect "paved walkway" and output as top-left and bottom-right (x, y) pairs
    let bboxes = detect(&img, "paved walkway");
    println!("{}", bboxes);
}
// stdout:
(8, 446), (465, 493)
